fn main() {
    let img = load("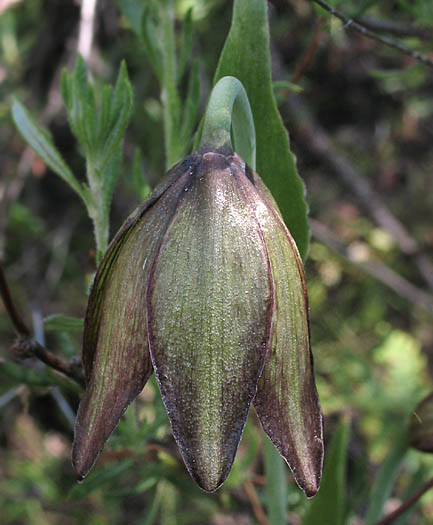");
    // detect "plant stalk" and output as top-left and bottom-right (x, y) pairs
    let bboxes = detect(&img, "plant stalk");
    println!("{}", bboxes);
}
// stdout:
(200, 76), (256, 169)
